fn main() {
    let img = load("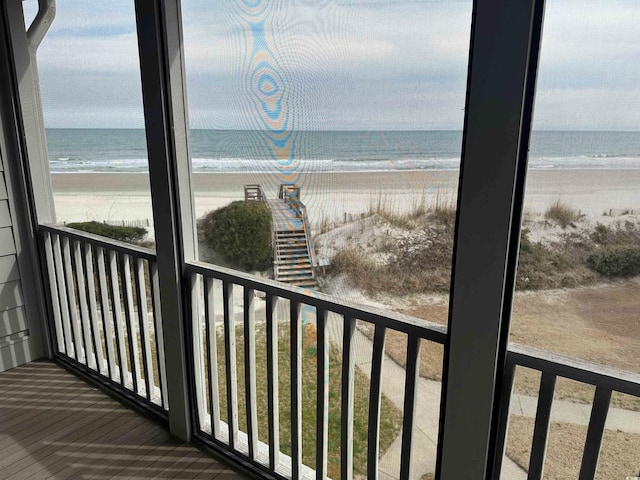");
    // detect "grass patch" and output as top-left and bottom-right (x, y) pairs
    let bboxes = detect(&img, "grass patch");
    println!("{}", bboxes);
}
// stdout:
(544, 200), (579, 228)
(212, 322), (402, 479)
(506, 416), (640, 479)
